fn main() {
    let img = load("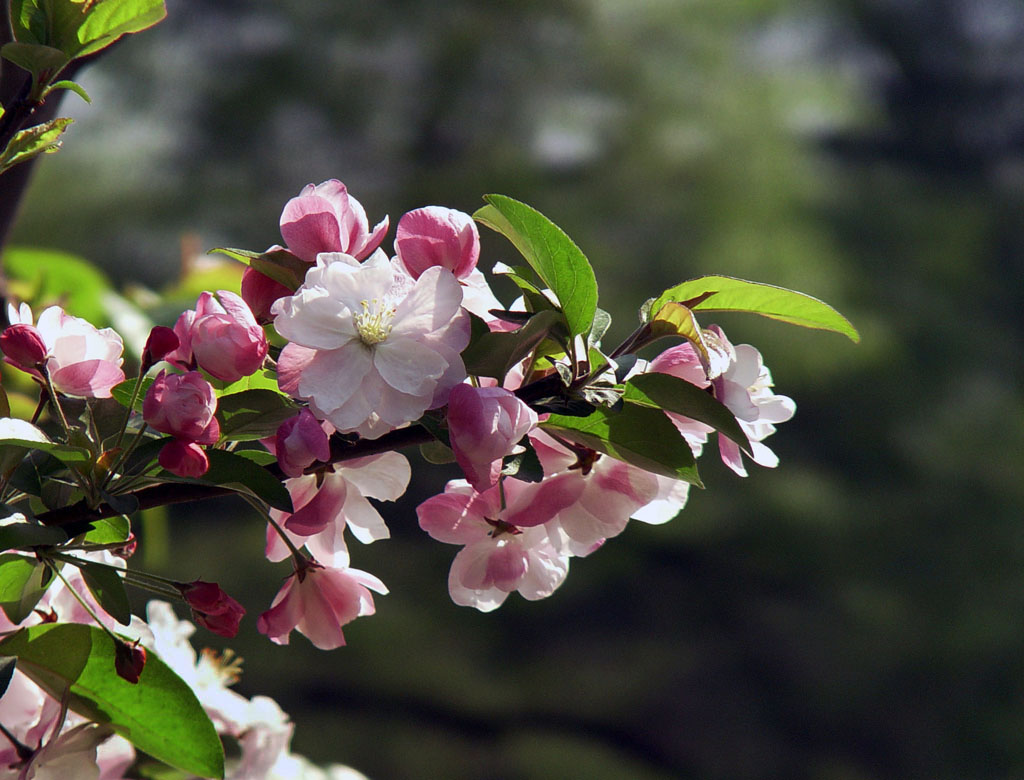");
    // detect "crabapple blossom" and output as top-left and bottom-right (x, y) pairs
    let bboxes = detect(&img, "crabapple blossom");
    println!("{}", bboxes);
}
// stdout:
(446, 383), (537, 491)
(168, 291), (268, 382)
(176, 580), (246, 638)
(140, 325), (179, 372)
(394, 206), (480, 279)
(272, 409), (330, 478)
(158, 439), (209, 478)
(417, 476), (583, 611)
(257, 560), (387, 650)
(265, 452), (410, 568)
(279, 179), (388, 263)
(5, 303), (125, 398)
(240, 267), (292, 324)
(142, 370), (220, 444)
(702, 325), (795, 477)
(0, 323), (47, 371)
(272, 250), (470, 439)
